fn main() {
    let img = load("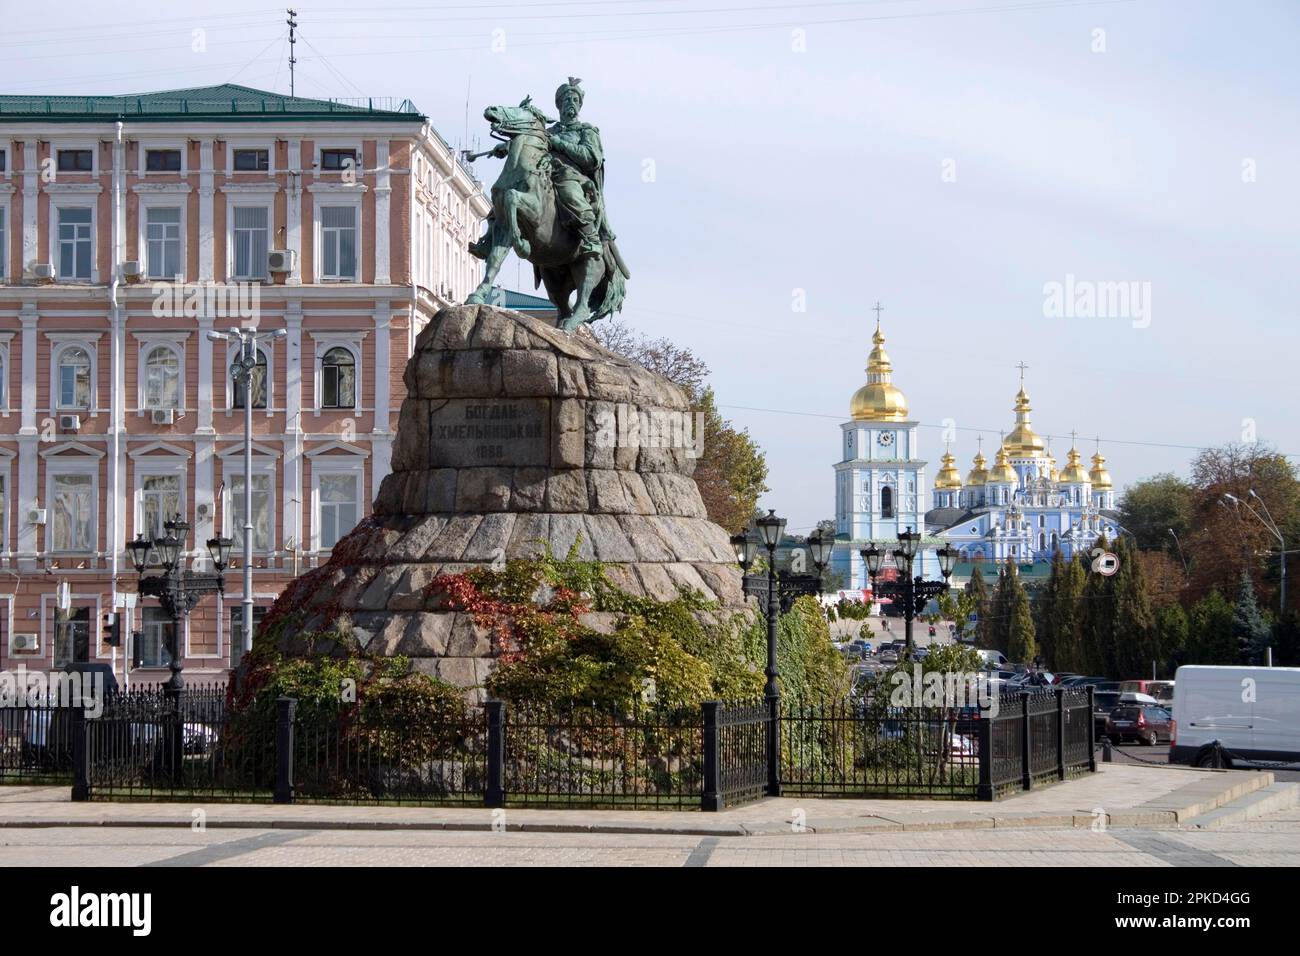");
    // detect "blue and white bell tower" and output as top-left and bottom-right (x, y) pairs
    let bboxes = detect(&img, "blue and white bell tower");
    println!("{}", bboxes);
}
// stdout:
(831, 308), (931, 591)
